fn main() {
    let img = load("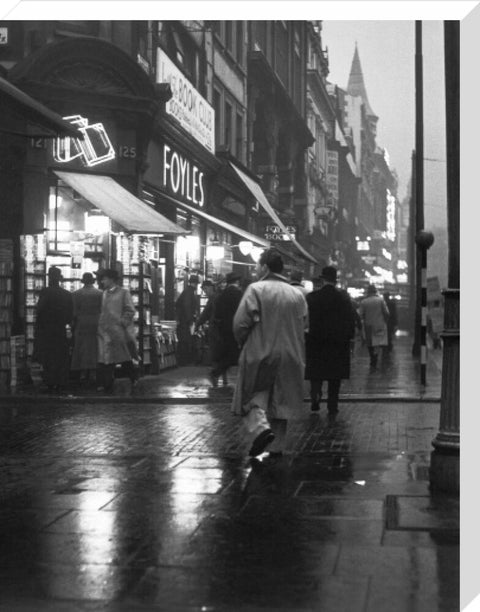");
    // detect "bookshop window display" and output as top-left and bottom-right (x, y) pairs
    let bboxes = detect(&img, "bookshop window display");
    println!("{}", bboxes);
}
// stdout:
(174, 212), (203, 301)
(21, 180), (178, 374)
